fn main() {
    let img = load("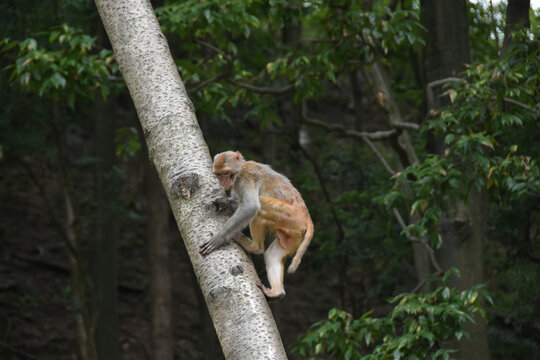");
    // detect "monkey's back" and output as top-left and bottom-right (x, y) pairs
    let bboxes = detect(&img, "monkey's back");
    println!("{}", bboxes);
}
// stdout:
(244, 161), (308, 210)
